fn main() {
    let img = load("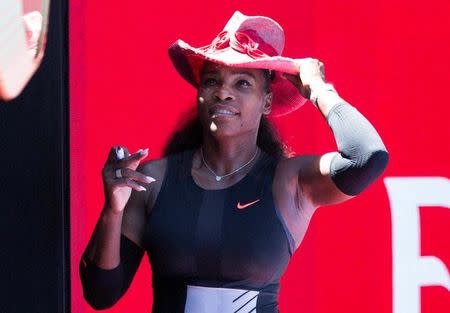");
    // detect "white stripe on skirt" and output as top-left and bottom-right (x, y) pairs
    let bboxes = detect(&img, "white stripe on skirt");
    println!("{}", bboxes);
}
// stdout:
(184, 285), (259, 313)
